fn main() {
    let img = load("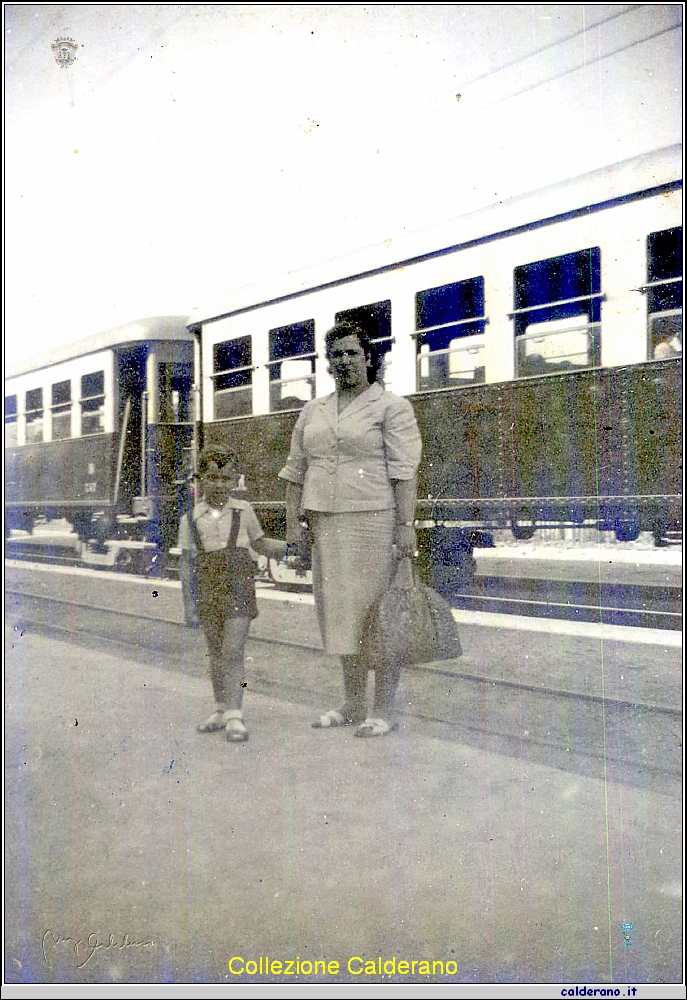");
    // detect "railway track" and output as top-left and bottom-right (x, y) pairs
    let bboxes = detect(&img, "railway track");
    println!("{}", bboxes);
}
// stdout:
(451, 581), (682, 630)
(6, 533), (682, 631)
(4, 545), (82, 569)
(5, 536), (159, 575)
